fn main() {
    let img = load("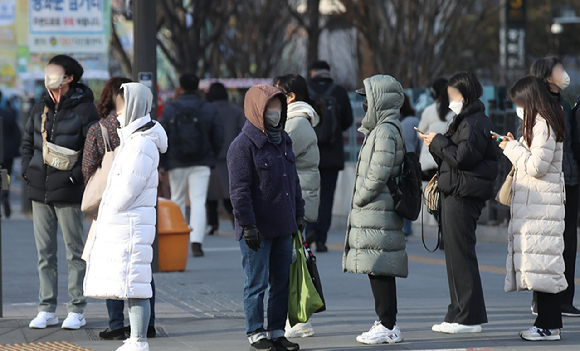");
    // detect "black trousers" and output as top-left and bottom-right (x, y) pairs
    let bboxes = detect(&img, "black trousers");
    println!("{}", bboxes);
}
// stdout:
(441, 195), (488, 325)
(368, 275), (397, 330)
(560, 185), (578, 308)
(535, 291), (562, 329)
(1, 158), (13, 201)
(206, 199), (233, 227)
(308, 168), (339, 244)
